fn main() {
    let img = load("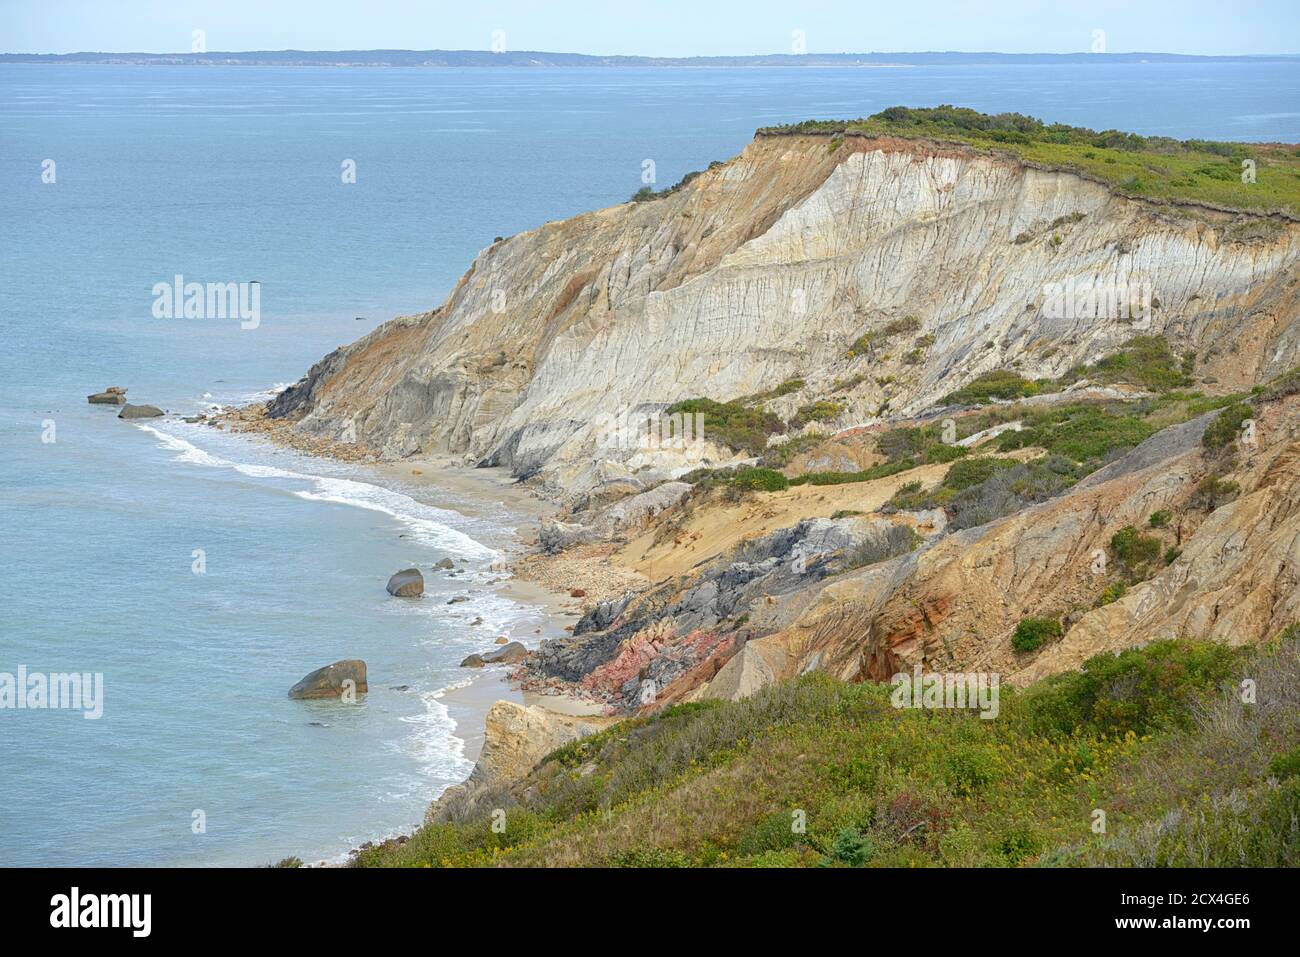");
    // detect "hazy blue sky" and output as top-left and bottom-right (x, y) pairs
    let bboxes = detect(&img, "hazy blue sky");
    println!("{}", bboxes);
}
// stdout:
(4, 0), (1298, 57)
